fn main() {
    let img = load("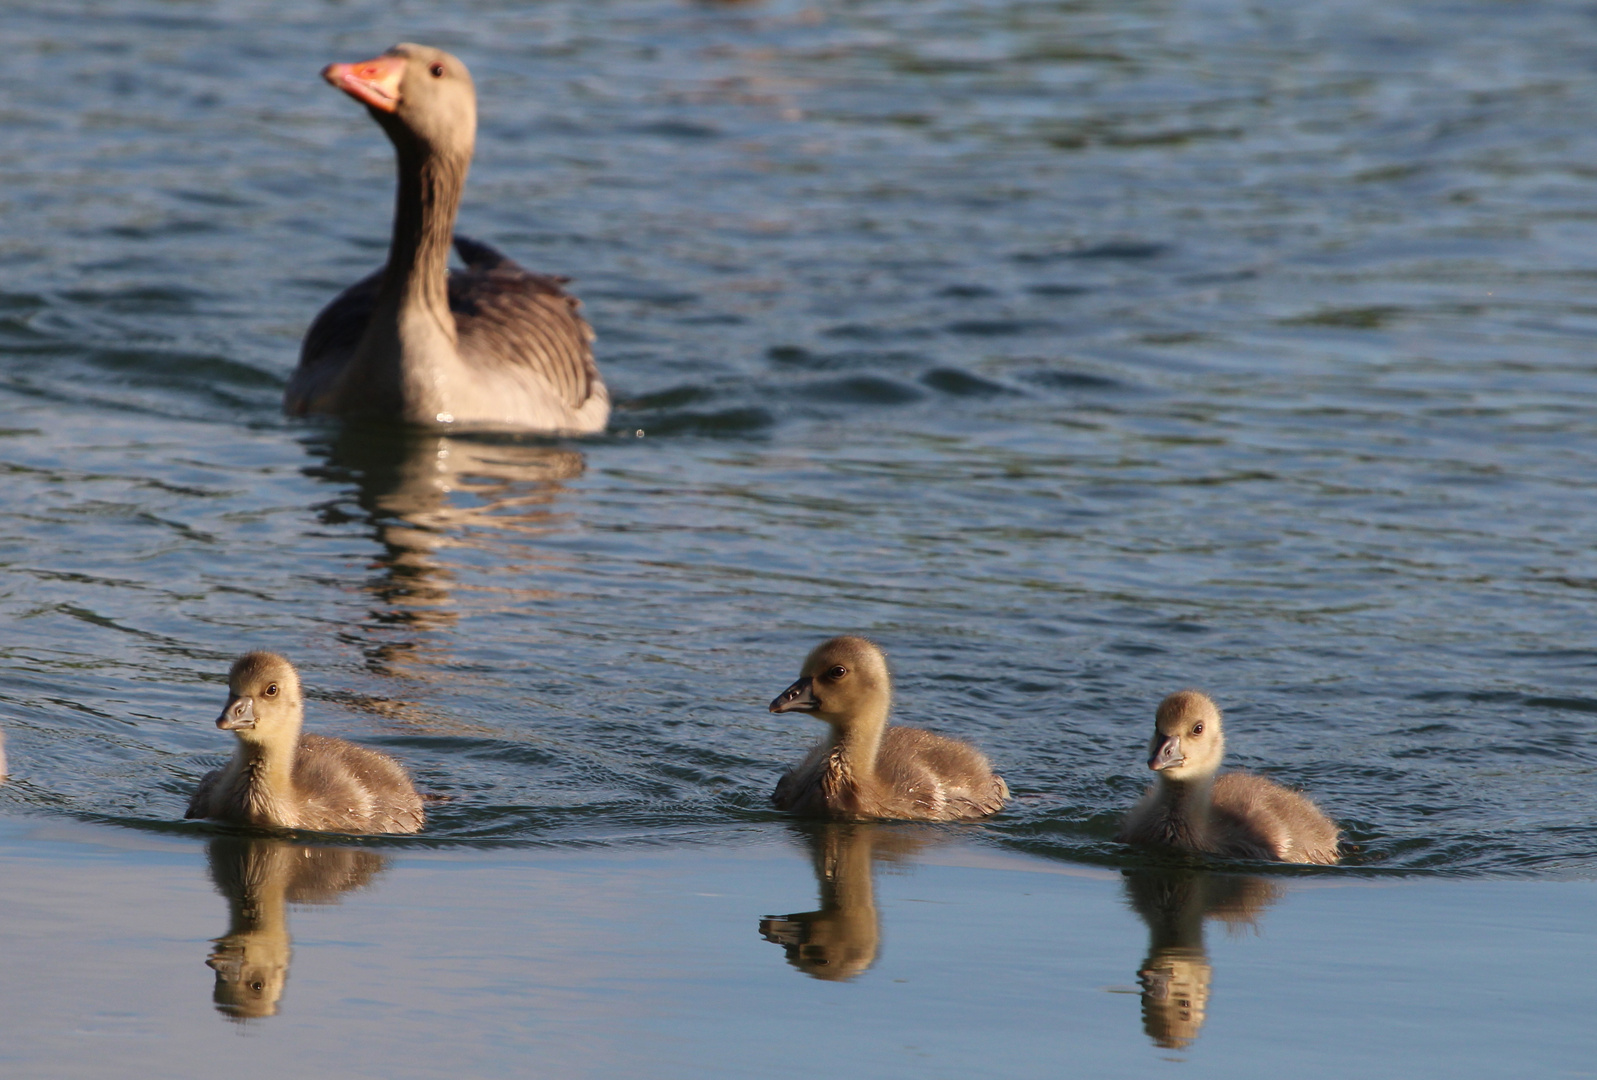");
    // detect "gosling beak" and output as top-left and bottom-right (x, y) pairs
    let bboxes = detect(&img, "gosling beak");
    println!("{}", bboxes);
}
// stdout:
(770, 677), (819, 714)
(323, 53), (406, 114)
(217, 695), (256, 731)
(1149, 734), (1184, 771)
